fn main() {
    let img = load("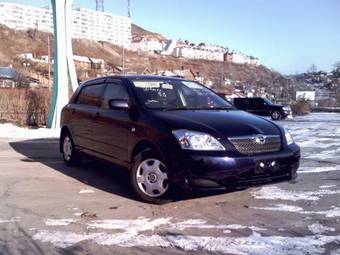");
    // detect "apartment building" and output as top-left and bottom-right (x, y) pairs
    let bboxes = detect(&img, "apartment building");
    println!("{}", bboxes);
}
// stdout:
(0, 2), (131, 48)
(132, 37), (164, 52)
(173, 46), (224, 62)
